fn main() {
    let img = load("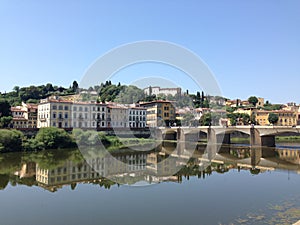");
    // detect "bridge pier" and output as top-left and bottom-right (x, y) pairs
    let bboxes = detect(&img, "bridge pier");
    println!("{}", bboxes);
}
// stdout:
(208, 128), (230, 145)
(250, 128), (275, 147)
